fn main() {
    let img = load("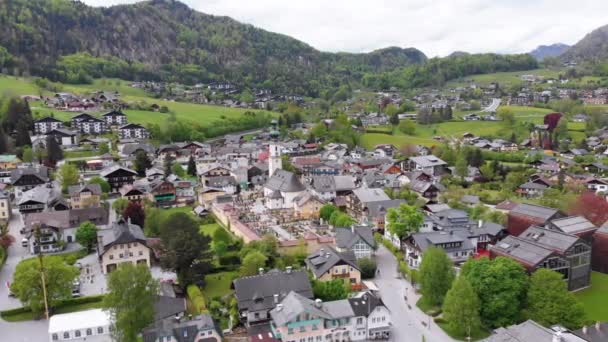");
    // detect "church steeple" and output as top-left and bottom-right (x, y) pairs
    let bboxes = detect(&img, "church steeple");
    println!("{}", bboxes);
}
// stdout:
(268, 144), (282, 177)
